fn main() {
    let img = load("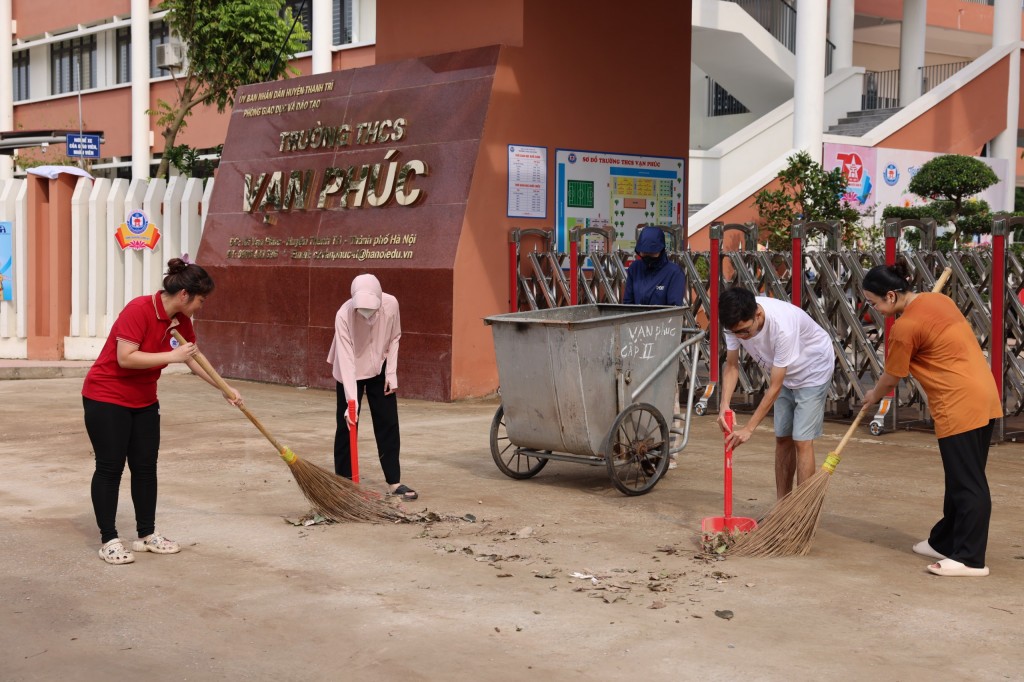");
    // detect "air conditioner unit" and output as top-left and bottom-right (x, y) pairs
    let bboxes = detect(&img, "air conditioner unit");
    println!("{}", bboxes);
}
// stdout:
(155, 42), (185, 70)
